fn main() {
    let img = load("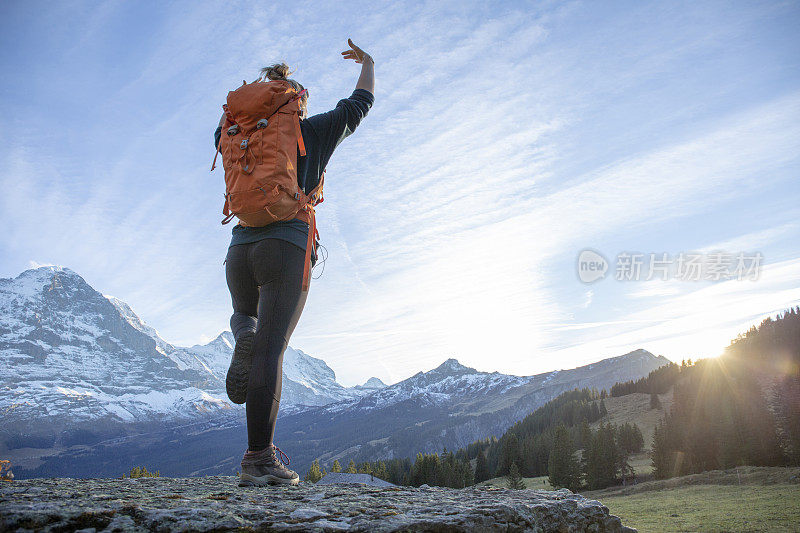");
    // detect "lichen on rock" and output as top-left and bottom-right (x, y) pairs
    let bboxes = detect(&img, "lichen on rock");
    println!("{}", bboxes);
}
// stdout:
(0, 476), (636, 532)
